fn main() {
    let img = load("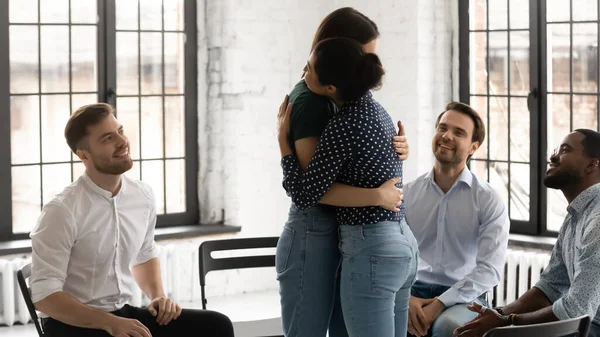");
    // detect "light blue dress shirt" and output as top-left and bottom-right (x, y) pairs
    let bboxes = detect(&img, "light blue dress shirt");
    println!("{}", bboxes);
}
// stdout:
(404, 167), (510, 307)
(534, 183), (600, 328)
